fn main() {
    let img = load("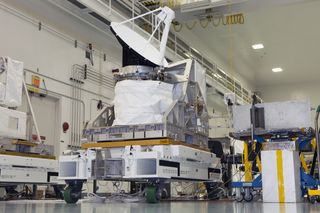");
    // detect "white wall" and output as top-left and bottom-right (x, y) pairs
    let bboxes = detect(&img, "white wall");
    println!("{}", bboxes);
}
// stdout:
(0, 2), (120, 156)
